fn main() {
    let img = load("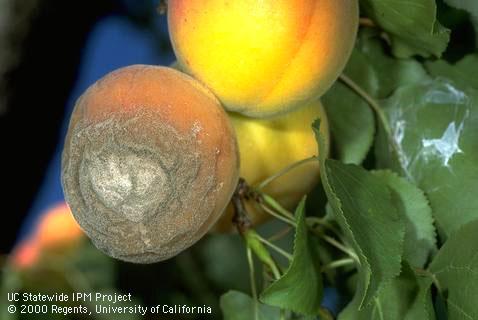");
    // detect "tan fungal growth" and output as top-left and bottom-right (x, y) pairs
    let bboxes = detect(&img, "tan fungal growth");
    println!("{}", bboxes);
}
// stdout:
(61, 65), (239, 263)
